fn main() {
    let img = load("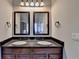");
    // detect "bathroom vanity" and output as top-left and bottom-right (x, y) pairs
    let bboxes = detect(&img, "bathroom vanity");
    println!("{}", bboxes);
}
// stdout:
(0, 11), (64, 59)
(1, 37), (64, 59)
